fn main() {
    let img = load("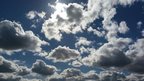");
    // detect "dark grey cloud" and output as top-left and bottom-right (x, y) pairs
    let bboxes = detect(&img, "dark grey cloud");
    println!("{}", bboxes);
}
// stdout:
(31, 60), (56, 75)
(126, 38), (144, 74)
(0, 20), (45, 52)
(82, 38), (132, 67)
(17, 67), (30, 76)
(96, 48), (131, 67)
(0, 56), (19, 73)
(127, 57), (144, 74)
